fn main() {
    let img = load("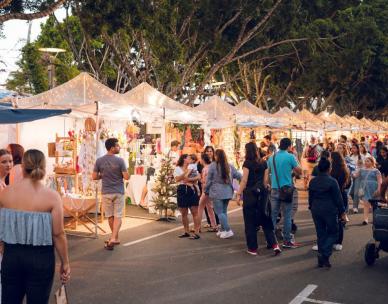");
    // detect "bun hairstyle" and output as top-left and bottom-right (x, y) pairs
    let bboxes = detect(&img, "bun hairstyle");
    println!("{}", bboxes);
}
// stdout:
(23, 149), (46, 181)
